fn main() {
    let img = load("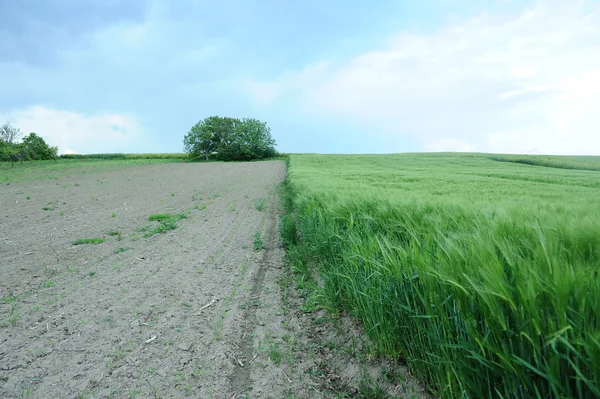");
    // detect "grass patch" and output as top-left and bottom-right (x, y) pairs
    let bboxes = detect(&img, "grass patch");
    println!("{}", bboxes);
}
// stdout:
(107, 231), (123, 241)
(255, 198), (266, 211)
(253, 232), (264, 251)
(0, 314), (18, 328)
(281, 153), (600, 399)
(73, 237), (106, 245)
(0, 293), (18, 304)
(144, 213), (187, 238)
(42, 280), (54, 289)
(490, 153), (600, 171)
(0, 158), (184, 184)
(114, 247), (132, 254)
(148, 213), (186, 222)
